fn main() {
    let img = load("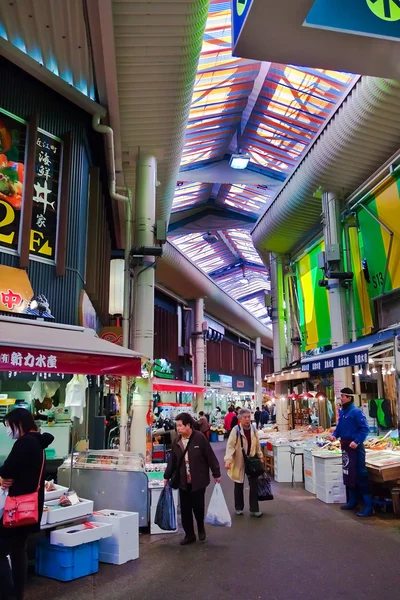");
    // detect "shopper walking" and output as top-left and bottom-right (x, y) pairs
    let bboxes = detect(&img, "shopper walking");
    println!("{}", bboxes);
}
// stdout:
(224, 408), (264, 517)
(164, 413), (221, 545)
(224, 406), (236, 433)
(0, 409), (54, 600)
(197, 411), (210, 438)
(254, 407), (261, 429)
(260, 405), (269, 427)
(331, 388), (372, 517)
